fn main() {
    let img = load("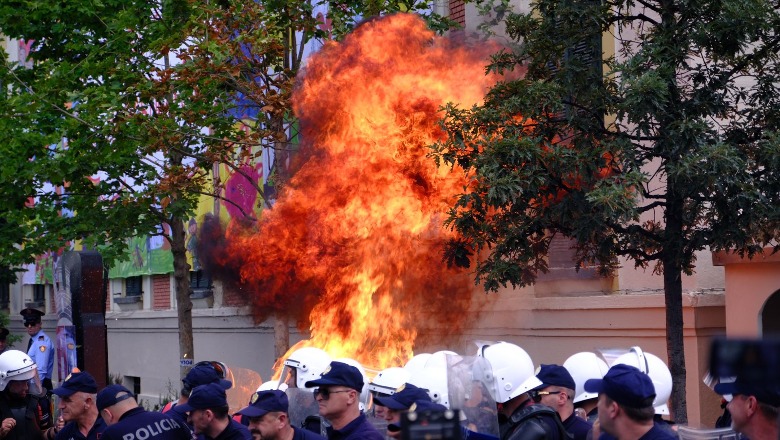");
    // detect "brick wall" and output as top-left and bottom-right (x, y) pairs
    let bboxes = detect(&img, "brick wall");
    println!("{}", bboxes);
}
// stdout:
(449, 0), (466, 27)
(152, 275), (171, 310)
